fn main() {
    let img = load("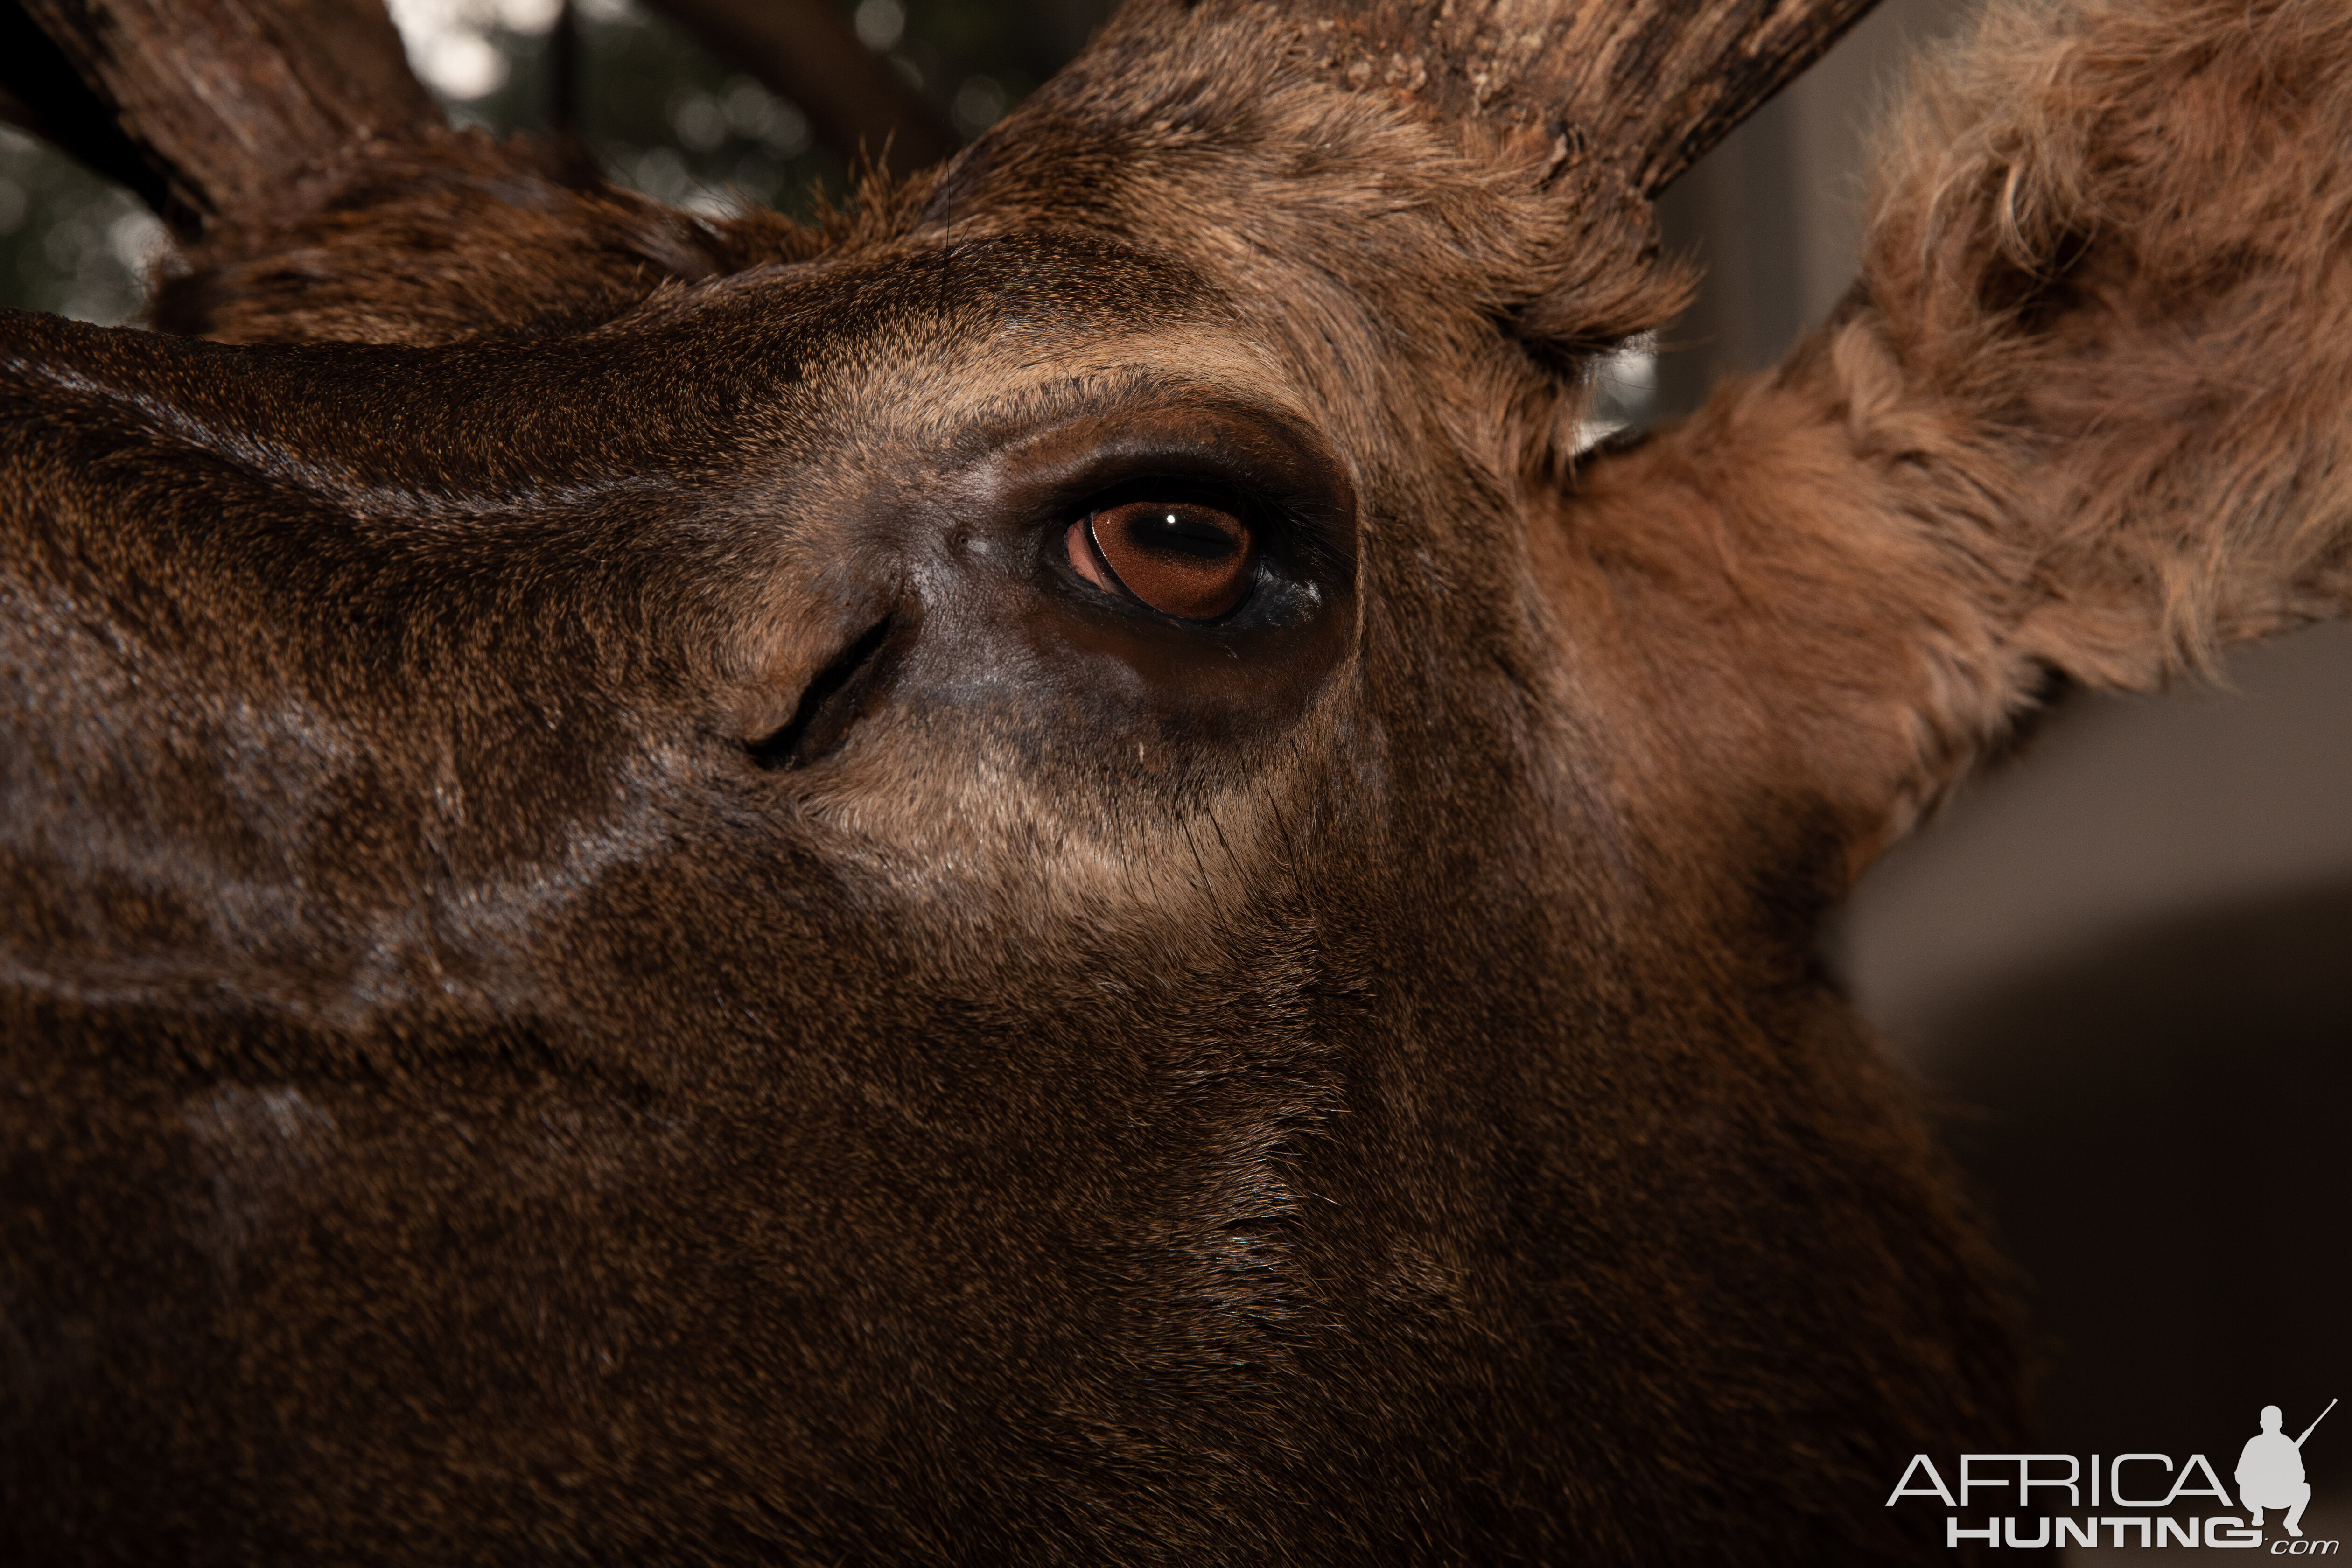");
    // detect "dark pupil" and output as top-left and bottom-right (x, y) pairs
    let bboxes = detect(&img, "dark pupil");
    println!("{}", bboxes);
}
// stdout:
(1116, 507), (1238, 560)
